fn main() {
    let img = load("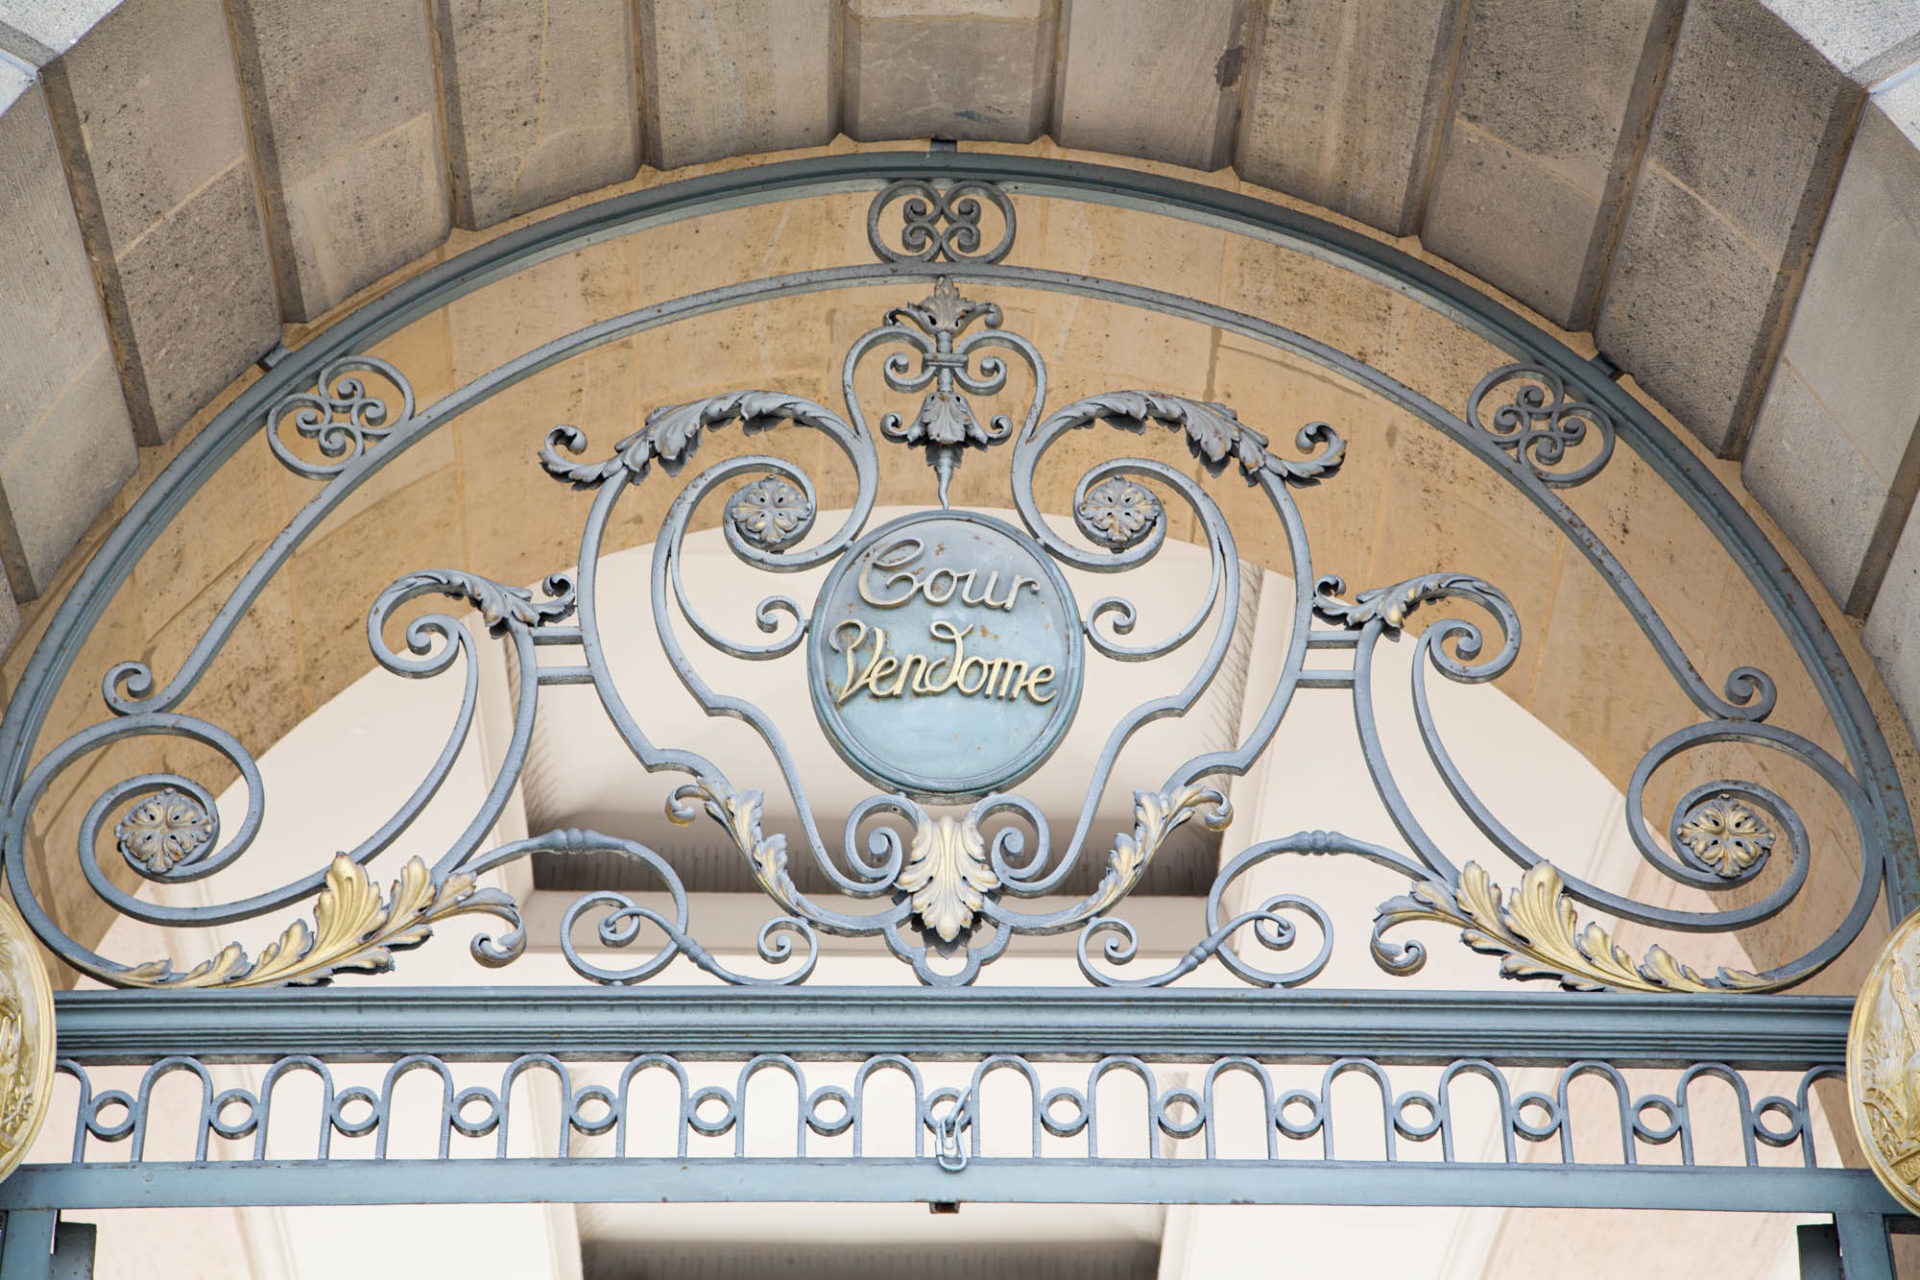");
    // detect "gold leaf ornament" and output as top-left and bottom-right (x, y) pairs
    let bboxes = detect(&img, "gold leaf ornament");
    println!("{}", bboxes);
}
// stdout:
(118, 855), (516, 988)
(1092, 785), (1230, 913)
(898, 816), (997, 943)
(671, 780), (798, 913)
(1375, 861), (1778, 993)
